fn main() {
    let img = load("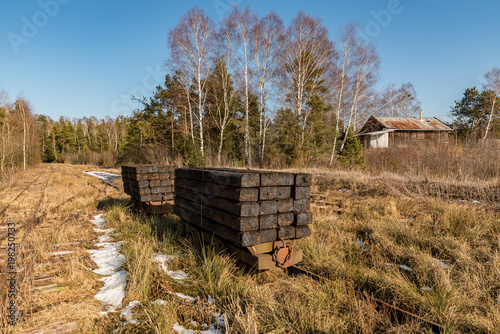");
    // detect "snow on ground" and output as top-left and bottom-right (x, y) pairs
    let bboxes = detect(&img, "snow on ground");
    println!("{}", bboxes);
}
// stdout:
(152, 253), (189, 281)
(120, 301), (141, 325)
(88, 214), (128, 311)
(83, 171), (121, 183)
(172, 313), (229, 334)
(175, 292), (197, 303)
